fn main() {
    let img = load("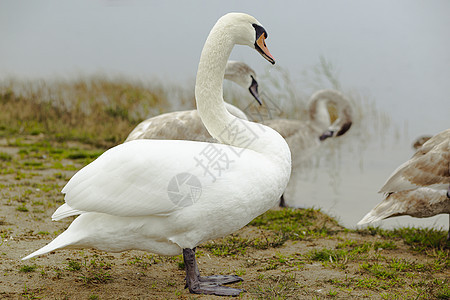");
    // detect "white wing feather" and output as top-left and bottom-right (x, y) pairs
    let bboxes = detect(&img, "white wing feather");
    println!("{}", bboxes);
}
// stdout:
(59, 139), (267, 218)
(61, 140), (195, 216)
(52, 203), (84, 221)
